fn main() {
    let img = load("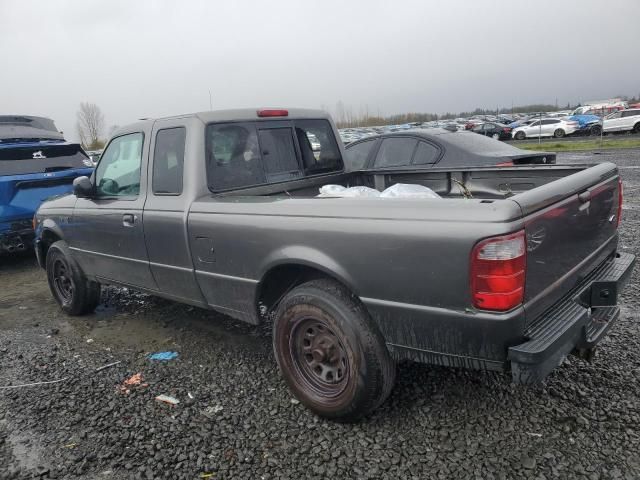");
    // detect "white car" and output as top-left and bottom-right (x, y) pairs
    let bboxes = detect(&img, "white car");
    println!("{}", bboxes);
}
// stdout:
(602, 109), (640, 134)
(511, 118), (579, 140)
